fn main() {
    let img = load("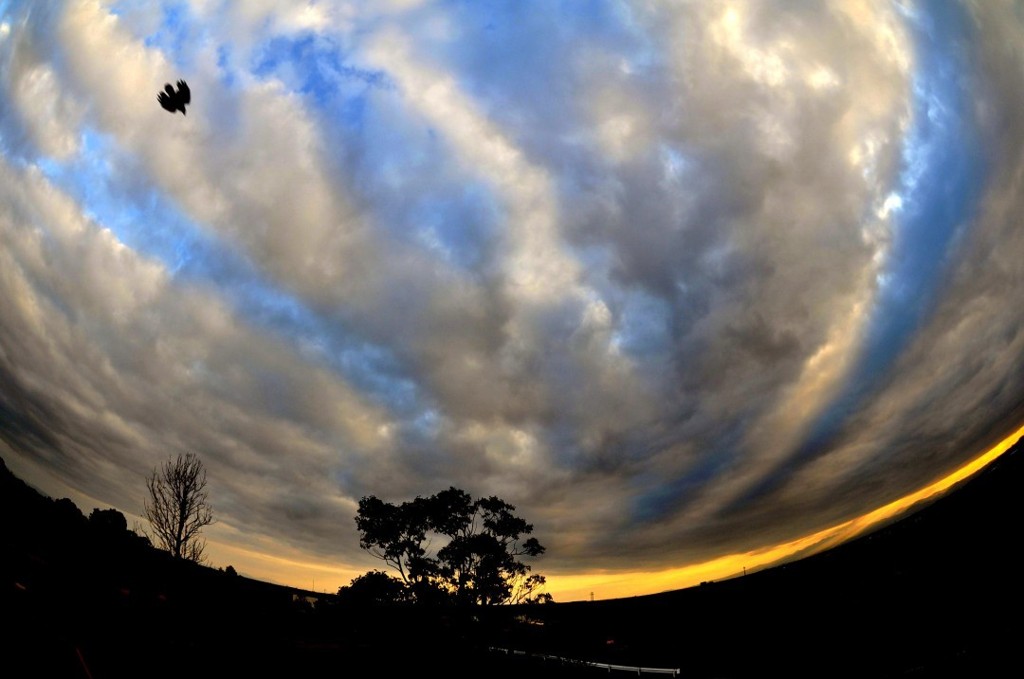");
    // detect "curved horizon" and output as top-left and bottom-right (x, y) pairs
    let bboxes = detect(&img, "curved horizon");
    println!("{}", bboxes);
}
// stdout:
(3, 1), (1024, 603)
